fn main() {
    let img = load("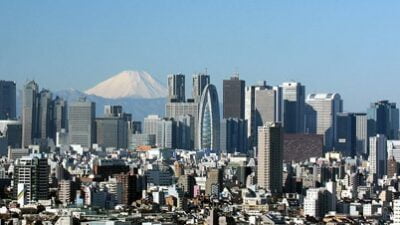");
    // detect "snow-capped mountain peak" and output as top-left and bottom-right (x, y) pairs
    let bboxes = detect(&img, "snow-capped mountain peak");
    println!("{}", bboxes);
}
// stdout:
(85, 70), (167, 99)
